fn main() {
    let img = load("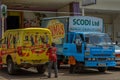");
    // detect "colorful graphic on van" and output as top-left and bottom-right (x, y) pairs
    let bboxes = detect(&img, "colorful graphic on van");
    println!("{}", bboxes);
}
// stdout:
(1, 31), (50, 55)
(47, 19), (65, 44)
(23, 32), (50, 54)
(1, 32), (20, 55)
(3, 32), (20, 49)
